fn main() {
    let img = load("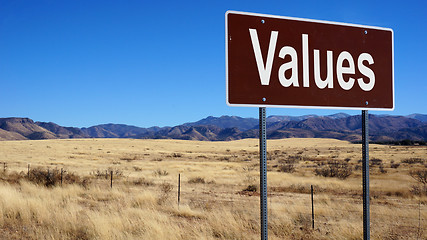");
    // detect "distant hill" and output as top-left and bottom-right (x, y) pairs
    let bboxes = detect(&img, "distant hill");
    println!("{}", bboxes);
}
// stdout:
(0, 118), (56, 140)
(36, 122), (89, 139)
(183, 116), (258, 131)
(267, 113), (350, 123)
(79, 124), (161, 138)
(0, 113), (426, 142)
(407, 114), (427, 122)
(264, 115), (425, 142)
(0, 128), (27, 140)
(87, 124), (162, 138)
